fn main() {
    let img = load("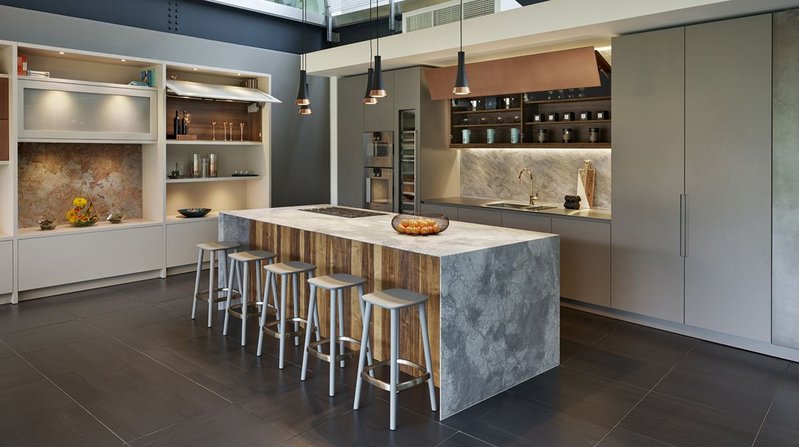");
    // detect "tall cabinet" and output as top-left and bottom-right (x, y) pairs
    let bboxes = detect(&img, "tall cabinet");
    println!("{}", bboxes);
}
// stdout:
(612, 14), (772, 341)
